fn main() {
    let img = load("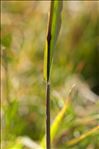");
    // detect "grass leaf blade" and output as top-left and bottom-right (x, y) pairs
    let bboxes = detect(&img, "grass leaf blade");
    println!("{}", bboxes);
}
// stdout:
(44, 0), (63, 81)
